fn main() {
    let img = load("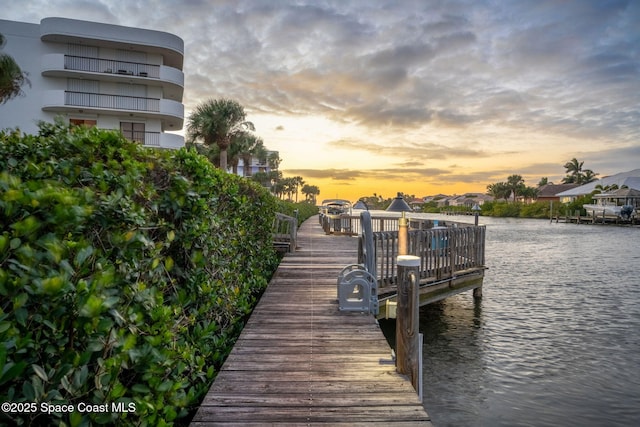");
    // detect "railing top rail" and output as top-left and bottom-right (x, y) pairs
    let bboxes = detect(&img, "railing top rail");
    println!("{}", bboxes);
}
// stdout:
(65, 91), (160, 102)
(275, 212), (296, 221)
(65, 54), (161, 68)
